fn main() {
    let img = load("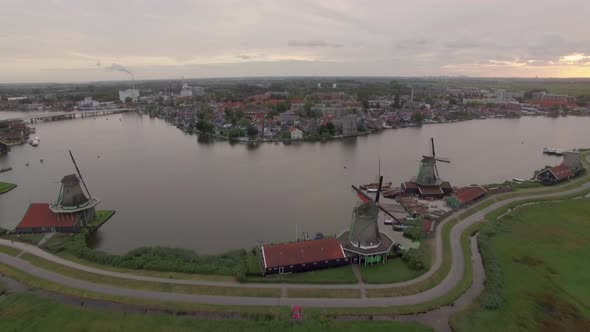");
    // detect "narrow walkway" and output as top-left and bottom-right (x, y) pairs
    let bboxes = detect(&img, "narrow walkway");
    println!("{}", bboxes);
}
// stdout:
(351, 265), (366, 299)
(37, 233), (55, 247)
